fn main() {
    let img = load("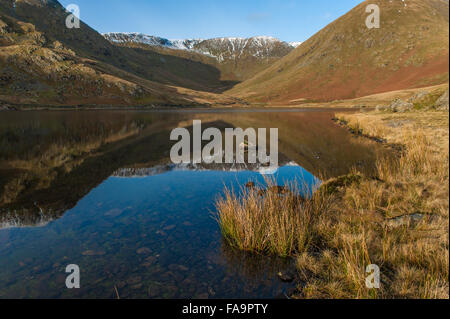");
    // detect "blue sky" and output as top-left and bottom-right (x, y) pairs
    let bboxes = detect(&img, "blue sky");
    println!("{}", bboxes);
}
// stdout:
(59, 0), (363, 42)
